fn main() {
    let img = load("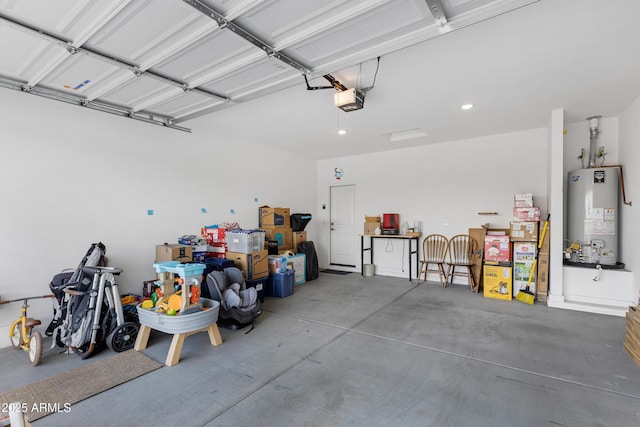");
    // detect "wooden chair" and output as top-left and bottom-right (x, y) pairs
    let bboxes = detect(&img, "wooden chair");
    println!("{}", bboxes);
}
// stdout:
(415, 234), (449, 287)
(446, 234), (480, 291)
